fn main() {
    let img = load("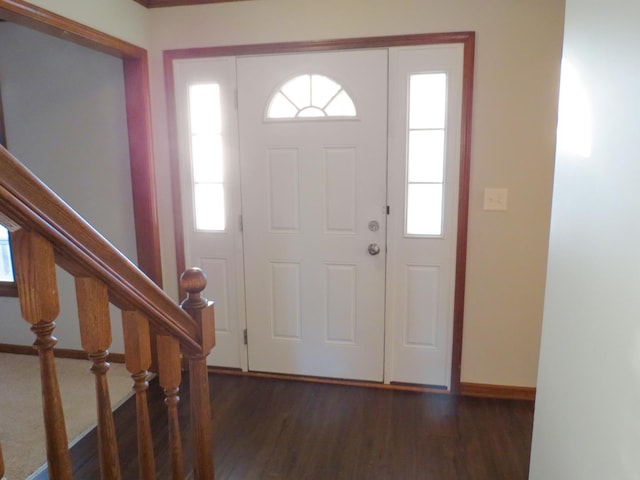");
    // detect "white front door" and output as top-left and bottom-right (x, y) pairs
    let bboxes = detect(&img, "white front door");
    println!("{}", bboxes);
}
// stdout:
(173, 43), (466, 387)
(237, 50), (388, 381)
